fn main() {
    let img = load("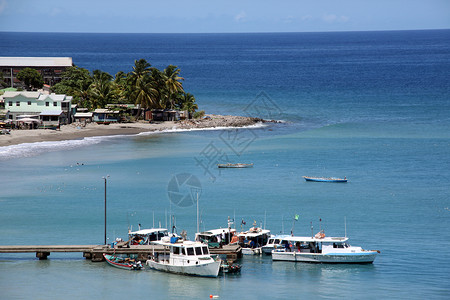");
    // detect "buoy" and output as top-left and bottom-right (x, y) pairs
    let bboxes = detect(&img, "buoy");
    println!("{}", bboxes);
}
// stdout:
(209, 295), (219, 299)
